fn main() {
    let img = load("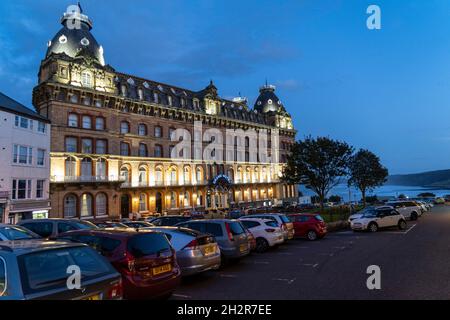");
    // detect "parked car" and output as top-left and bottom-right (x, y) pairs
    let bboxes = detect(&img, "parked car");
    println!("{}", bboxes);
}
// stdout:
(288, 214), (327, 240)
(148, 216), (192, 226)
(122, 221), (154, 229)
(244, 214), (295, 240)
(350, 207), (407, 232)
(18, 219), (98, 238)
(386, 201), (422, 220)
(239, 218), (284, 252)
(175, 220), (250, 260)
(0, 224), (40, 241)
(93, 221), (128, 229)
(435, 197), (445, 204)
(244, 227), (257, 252)
(58, 229), (181, 299)
(0, 240), (122, 300)
(348, 206), (392, 222)
(149, 227), (221, 276)
(228, 210), (244, 219)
